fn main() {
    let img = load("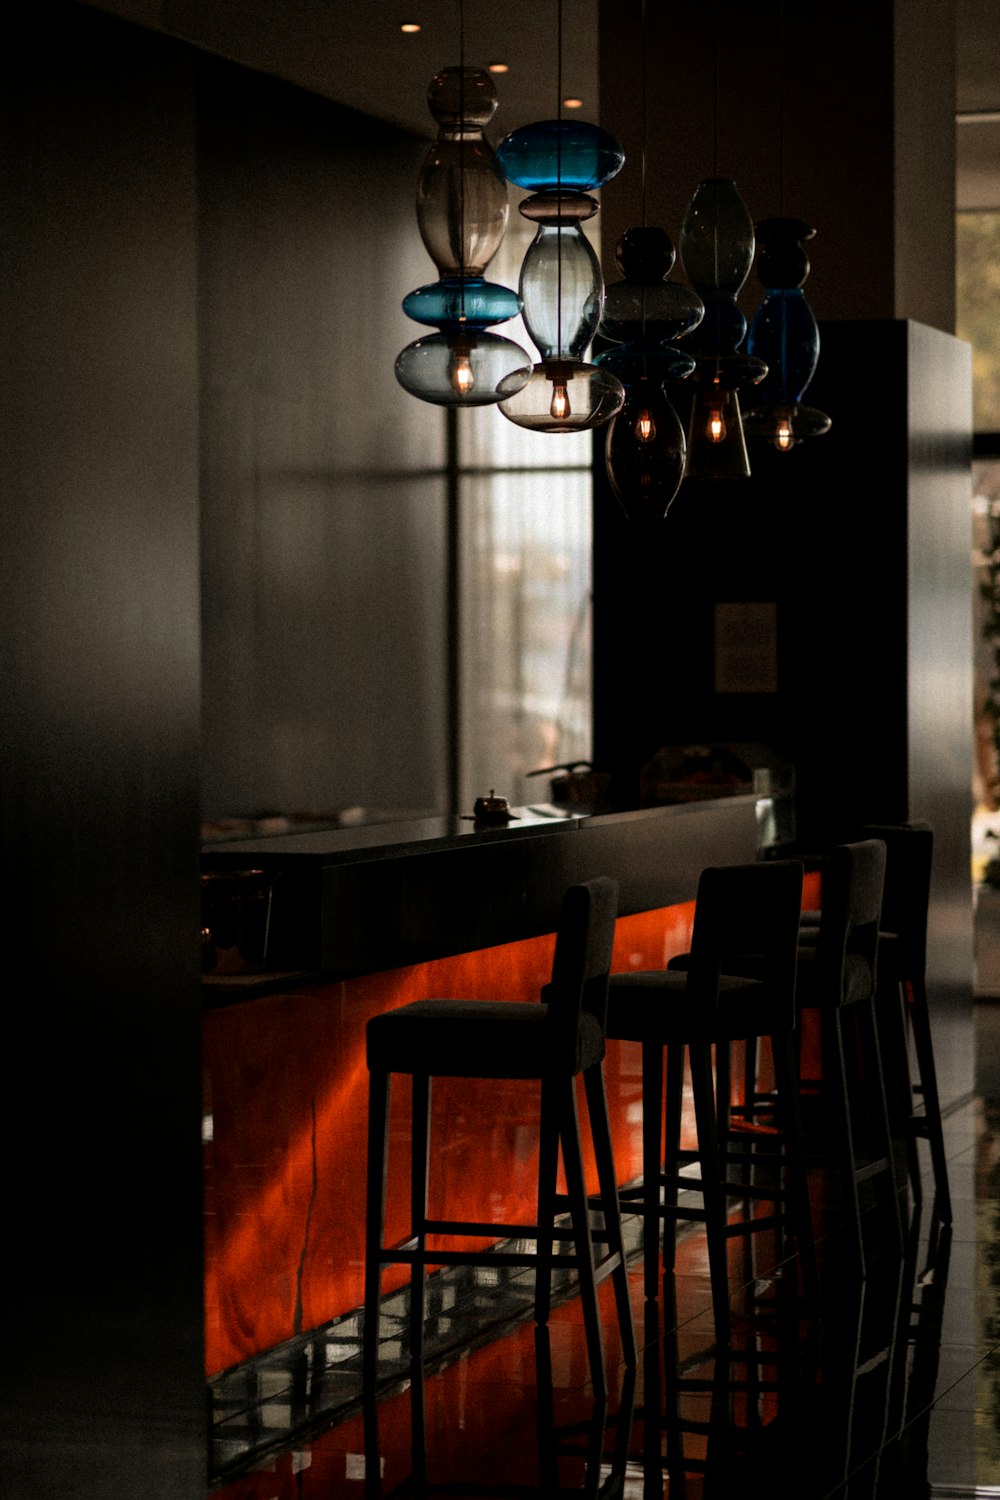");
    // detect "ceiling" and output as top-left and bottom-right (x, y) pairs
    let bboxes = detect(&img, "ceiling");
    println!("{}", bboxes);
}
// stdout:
(91, 0), (1000, 206)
